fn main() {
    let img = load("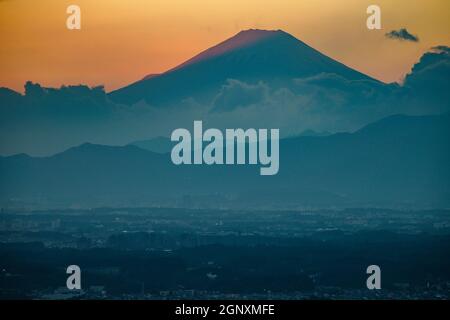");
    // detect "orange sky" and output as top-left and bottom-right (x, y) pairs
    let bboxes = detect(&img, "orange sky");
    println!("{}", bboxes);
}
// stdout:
(0, 0), (449, 92)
